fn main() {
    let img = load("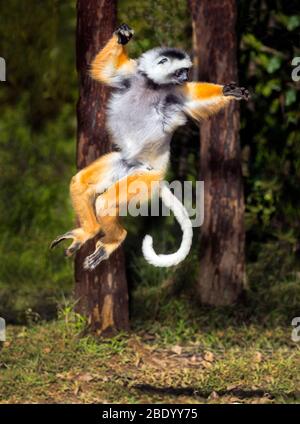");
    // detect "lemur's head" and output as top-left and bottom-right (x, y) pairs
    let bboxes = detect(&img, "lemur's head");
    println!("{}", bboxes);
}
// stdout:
(137, 47), (192, 86)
